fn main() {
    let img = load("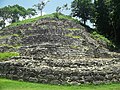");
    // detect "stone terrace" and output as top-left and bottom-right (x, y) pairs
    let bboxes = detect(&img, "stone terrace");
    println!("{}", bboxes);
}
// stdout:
(0, 18), (120, 85)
